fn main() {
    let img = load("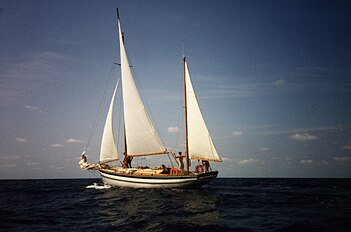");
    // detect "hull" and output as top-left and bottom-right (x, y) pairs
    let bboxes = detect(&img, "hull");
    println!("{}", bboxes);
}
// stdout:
(99, 169), (218, 188)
